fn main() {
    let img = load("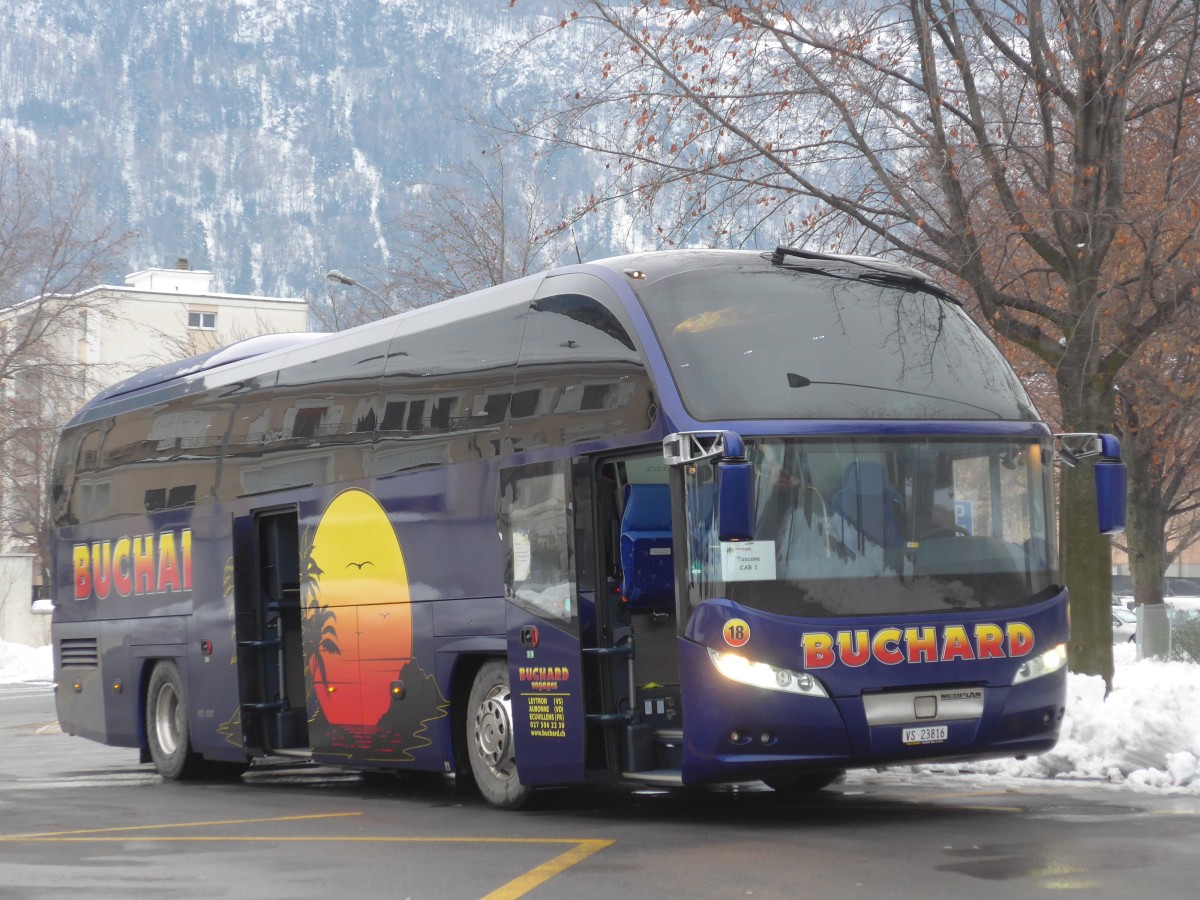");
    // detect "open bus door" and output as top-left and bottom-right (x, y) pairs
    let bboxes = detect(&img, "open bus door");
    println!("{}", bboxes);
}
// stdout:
(232, 507), (308, 756)
(499, 461), (587, 785)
